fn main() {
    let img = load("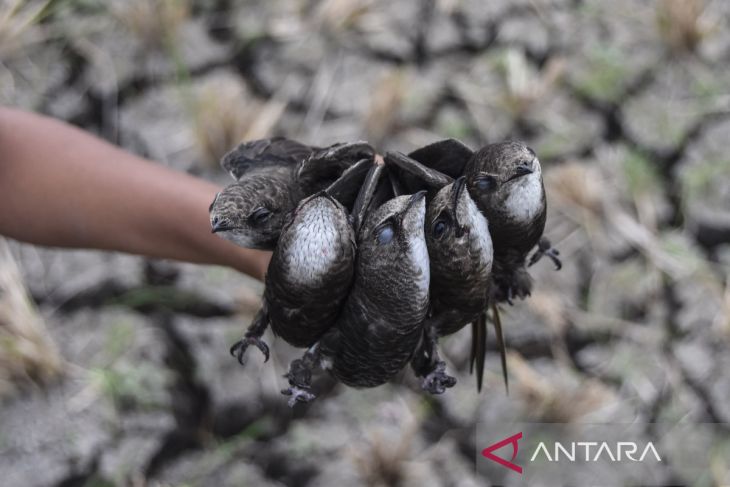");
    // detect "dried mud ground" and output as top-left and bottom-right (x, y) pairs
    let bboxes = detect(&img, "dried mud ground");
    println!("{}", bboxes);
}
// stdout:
(2, 0), (730, 486)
